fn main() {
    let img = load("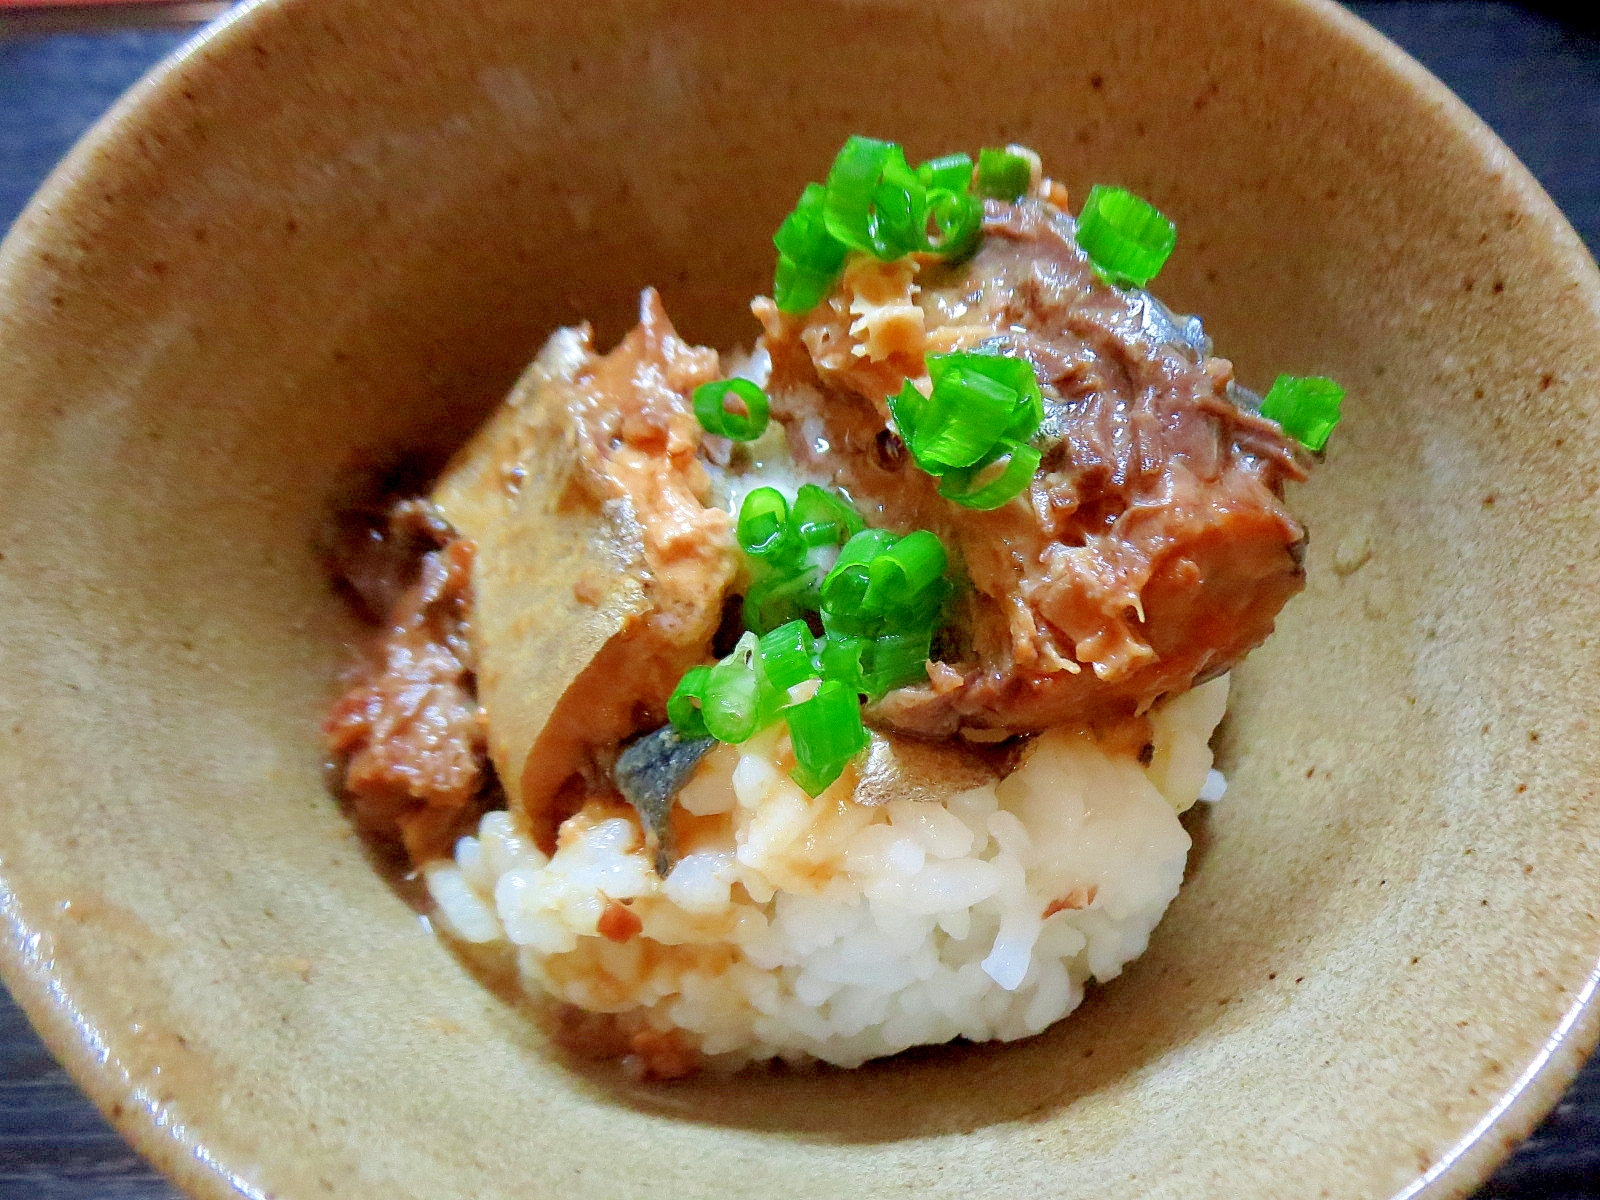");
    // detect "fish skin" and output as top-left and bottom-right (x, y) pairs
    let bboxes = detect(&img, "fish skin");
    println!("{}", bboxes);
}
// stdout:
(613, 726), (716, 875)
